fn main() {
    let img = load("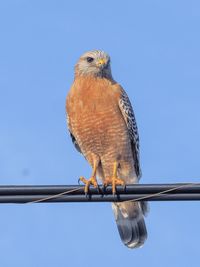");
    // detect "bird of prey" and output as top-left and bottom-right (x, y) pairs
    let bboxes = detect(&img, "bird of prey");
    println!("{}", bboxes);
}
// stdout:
(66, 50), (148, 248)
